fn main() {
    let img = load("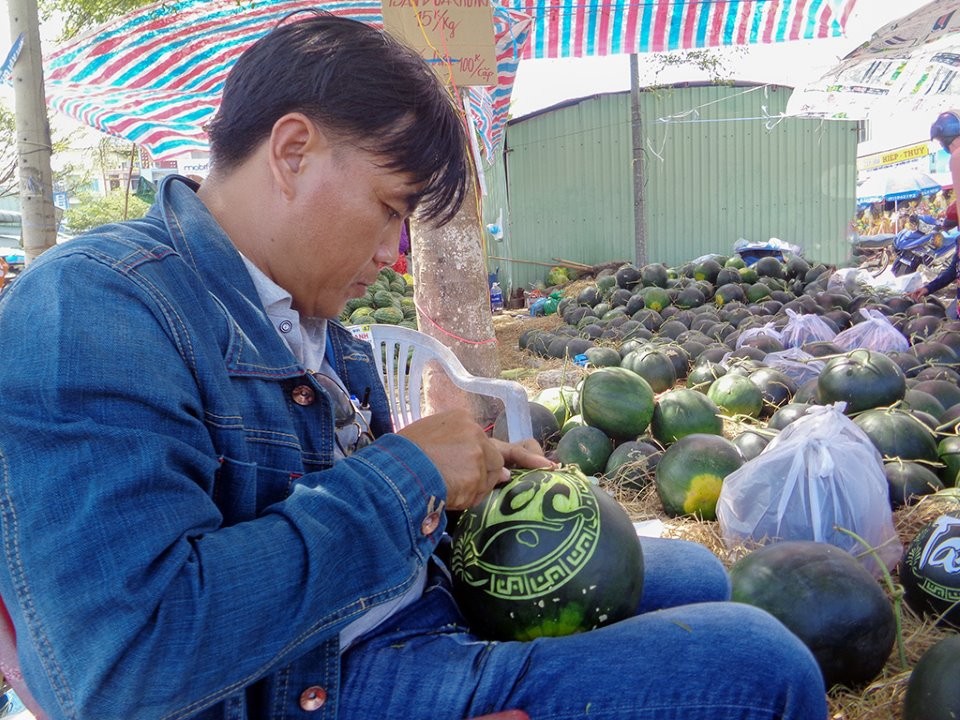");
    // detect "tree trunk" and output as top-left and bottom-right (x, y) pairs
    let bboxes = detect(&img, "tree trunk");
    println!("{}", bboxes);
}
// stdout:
(9, 0), (57, 264)
(411, 175), (502, 430)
